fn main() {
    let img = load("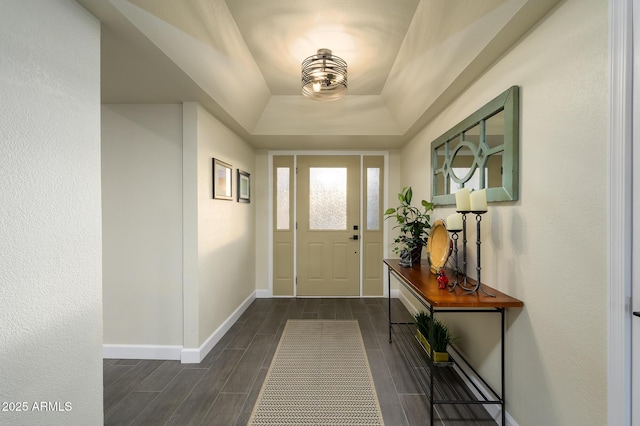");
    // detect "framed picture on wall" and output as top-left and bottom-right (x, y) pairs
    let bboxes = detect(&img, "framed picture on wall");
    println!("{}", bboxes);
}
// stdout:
(237, 169), (250, 203)
(213, 158), (233, 200)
